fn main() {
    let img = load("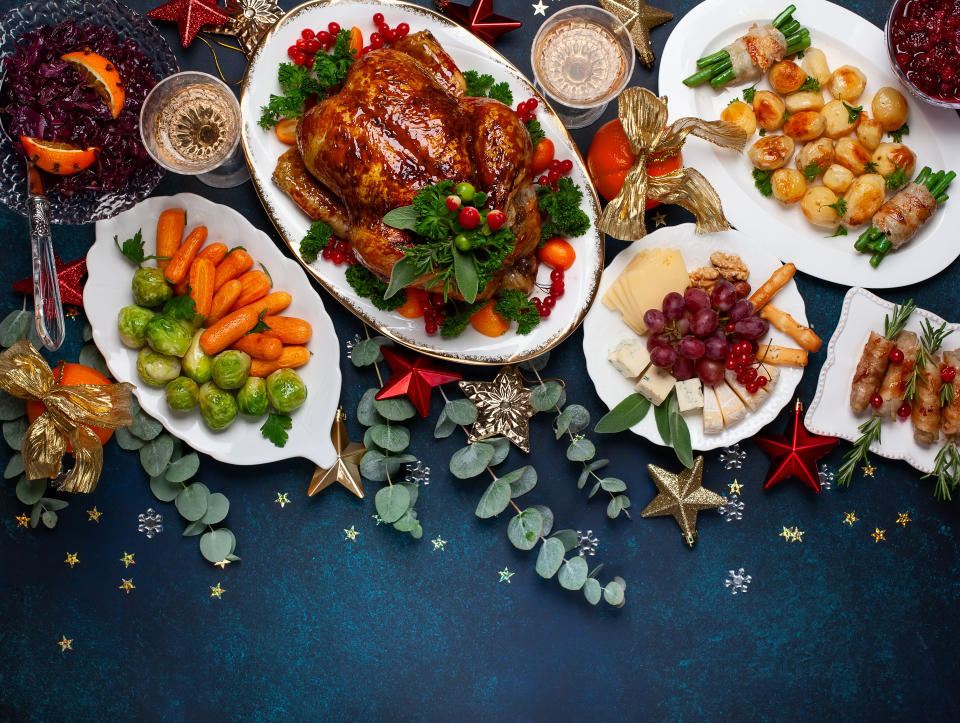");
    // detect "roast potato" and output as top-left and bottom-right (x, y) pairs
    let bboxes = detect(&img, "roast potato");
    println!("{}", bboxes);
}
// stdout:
(871, 87), (909, 131)
(801, 48), (831, 86)
(753, 90), (787, 131)
(721, 100), (758, 136)
(769, 60), (807, 94)
(841, 174), (885, 226)
(784, 110), (826, 142)
(802, 186), (842, 227)
(823, 163), (855, 193)
(822, 99), (861, 138)
(747, 135), (795, 170)
(871, 142), (915, 178)
(835, 137), (872, 175)
(796, 138), (835, 174)
(785, 91), (825, 114)
(771, 168), (806, 204)
(828, 65), (867, 102)
(856, 115), (884, 151)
